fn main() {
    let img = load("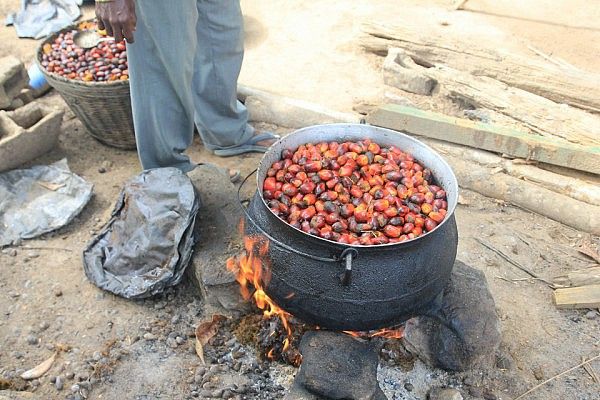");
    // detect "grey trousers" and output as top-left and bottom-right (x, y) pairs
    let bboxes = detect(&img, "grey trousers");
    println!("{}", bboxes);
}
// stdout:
(127, 0), (254, 172)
